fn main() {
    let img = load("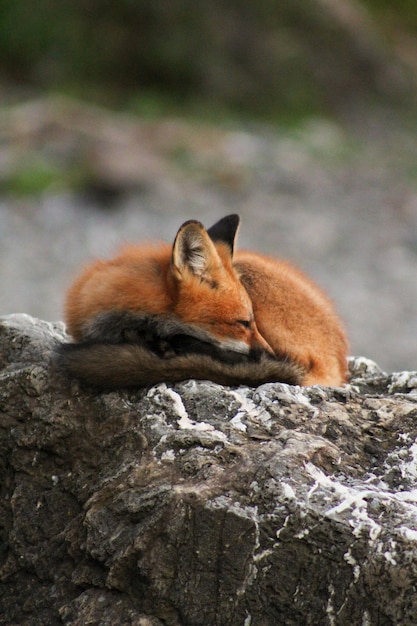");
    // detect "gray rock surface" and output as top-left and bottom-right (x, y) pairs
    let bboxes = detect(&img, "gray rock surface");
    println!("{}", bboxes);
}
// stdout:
(1, 313), (417, 625)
